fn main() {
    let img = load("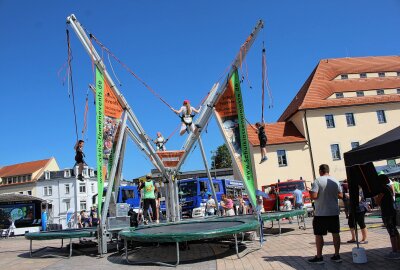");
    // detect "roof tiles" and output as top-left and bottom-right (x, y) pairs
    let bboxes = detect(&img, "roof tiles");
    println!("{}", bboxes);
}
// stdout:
(247, 122), (306, 146)
(279, 56), (400, 121)
(0, 158), (51, 178)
